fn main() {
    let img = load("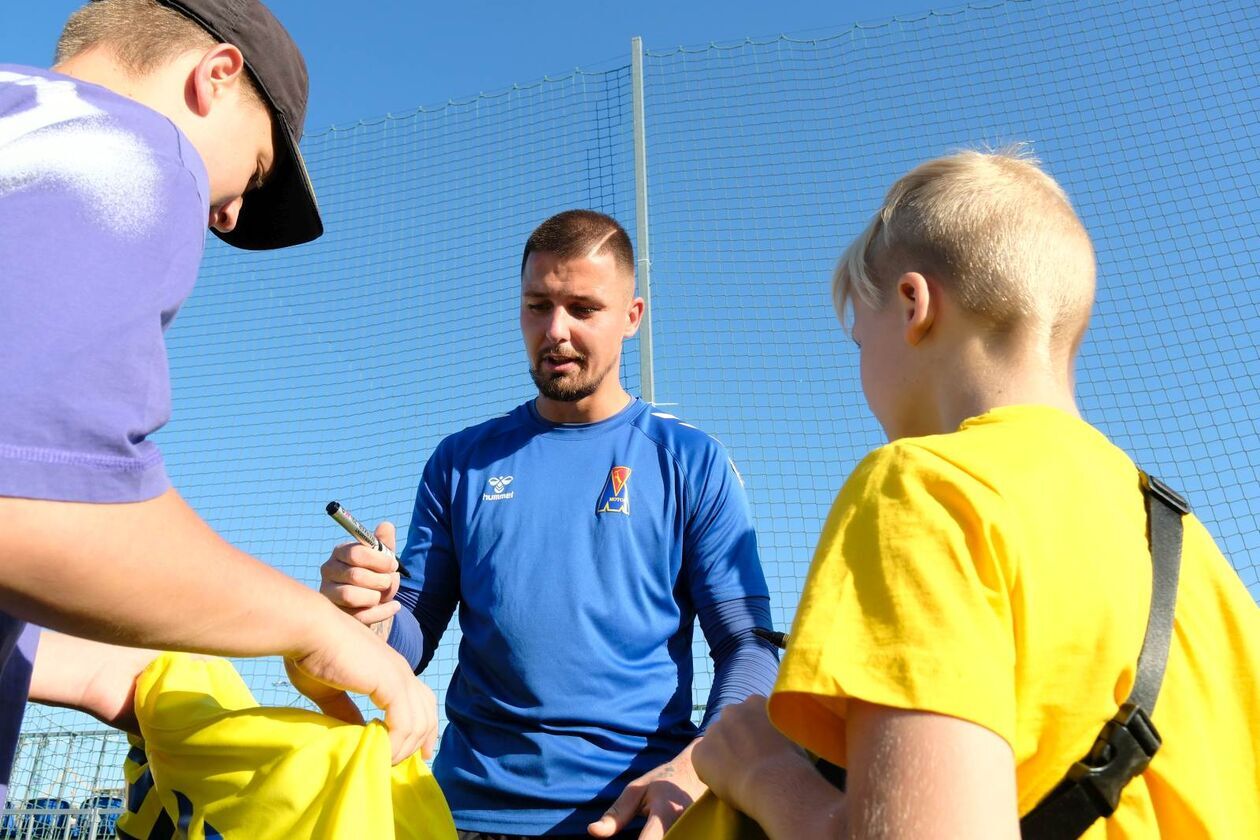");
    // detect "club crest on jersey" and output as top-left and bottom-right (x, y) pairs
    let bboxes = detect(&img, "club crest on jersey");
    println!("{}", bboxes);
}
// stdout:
(484, 475), (514, 501)
(596, 466), (631, 515)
